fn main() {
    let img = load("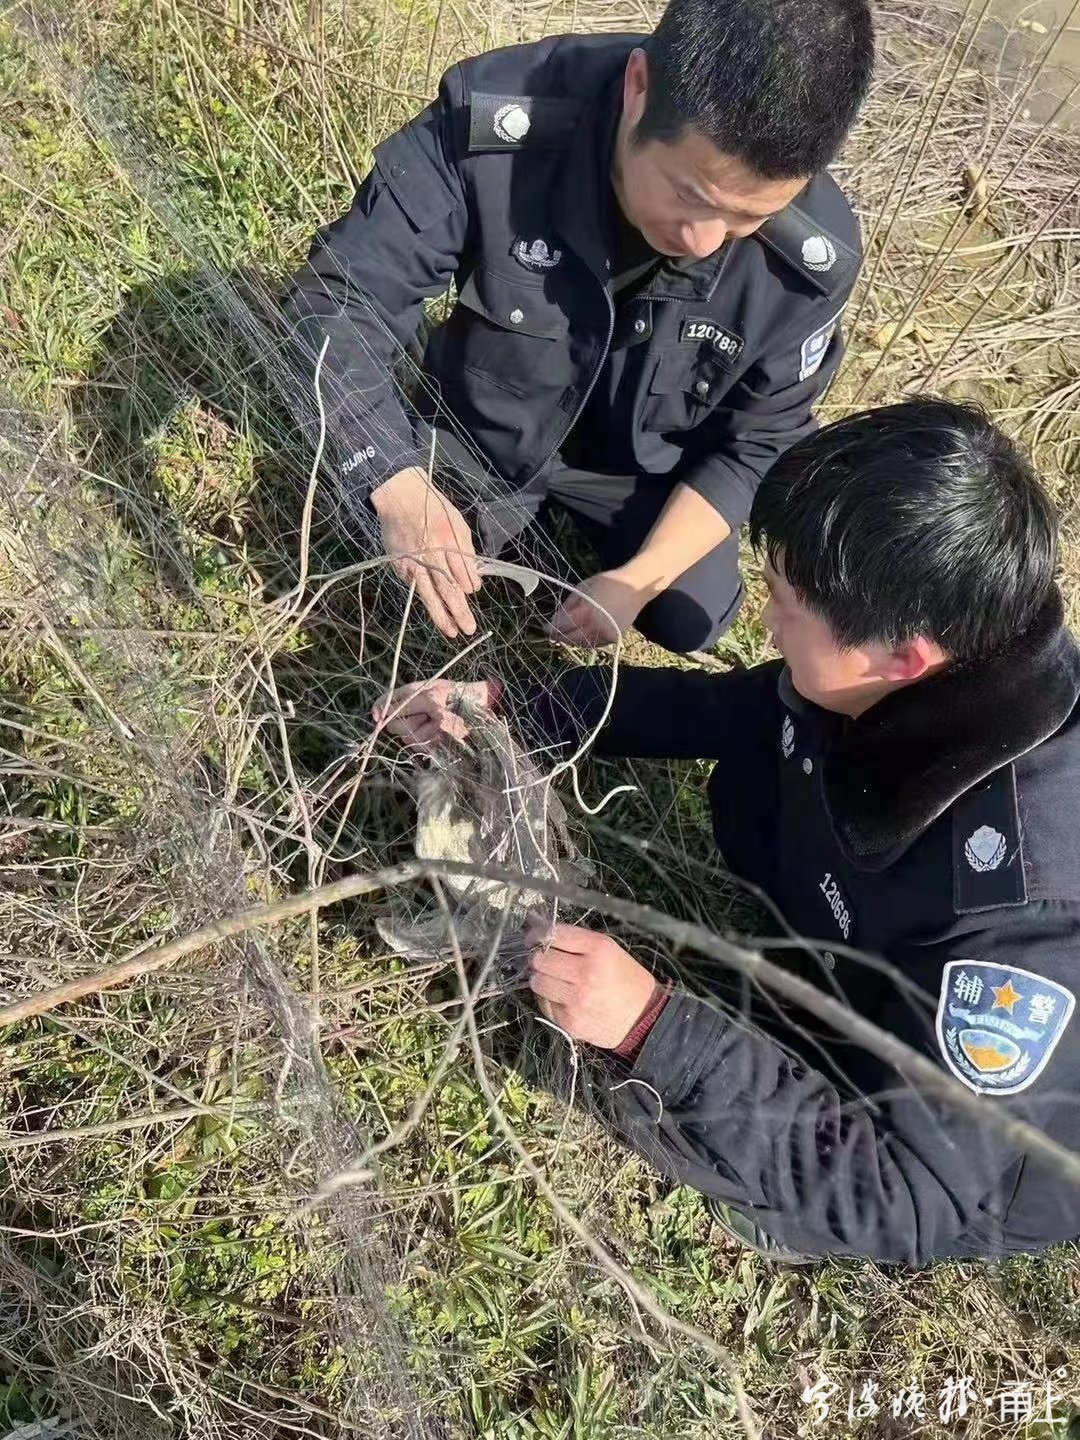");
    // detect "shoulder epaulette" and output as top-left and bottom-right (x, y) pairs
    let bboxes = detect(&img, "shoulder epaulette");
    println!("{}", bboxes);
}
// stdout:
(756, 202), (860, 300)
(467, 92), (582, 154)
(952, 764), (1028, 914)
